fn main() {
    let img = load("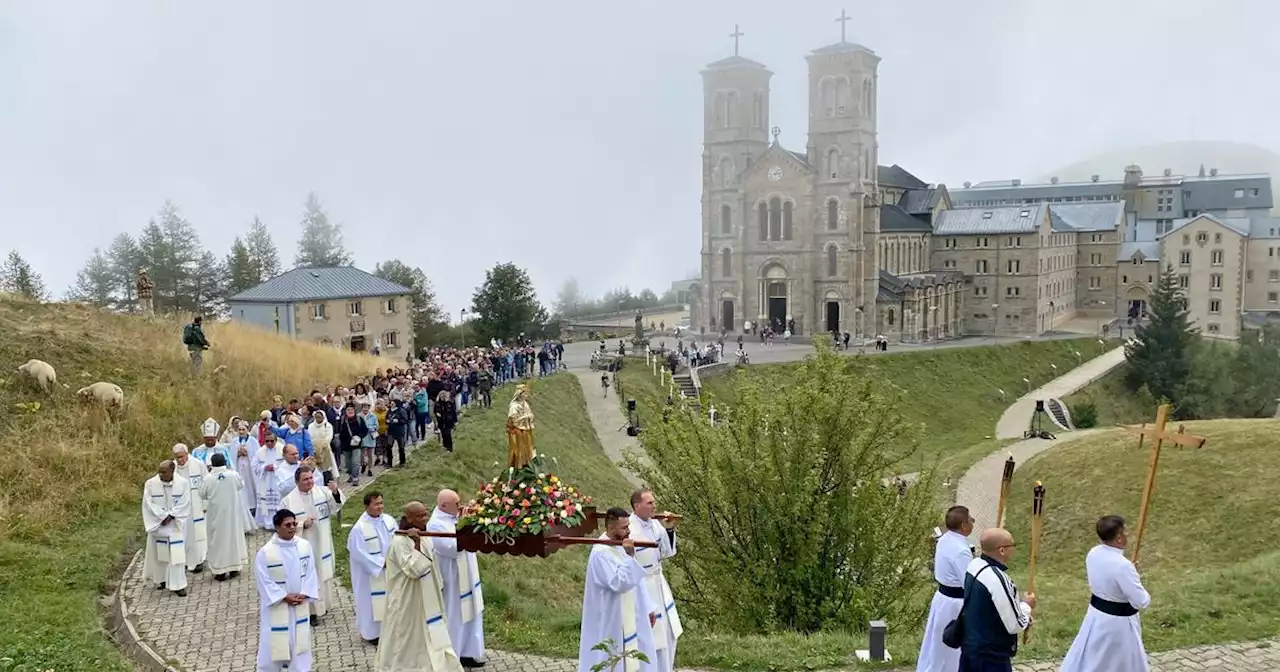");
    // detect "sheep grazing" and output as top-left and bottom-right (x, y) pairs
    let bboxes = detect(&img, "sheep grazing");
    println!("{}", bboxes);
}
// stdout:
(16, 359), (57, 393)
(77, 382), (125, 410)
(212, 364), (228, 376)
